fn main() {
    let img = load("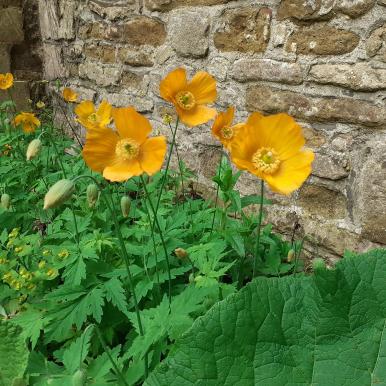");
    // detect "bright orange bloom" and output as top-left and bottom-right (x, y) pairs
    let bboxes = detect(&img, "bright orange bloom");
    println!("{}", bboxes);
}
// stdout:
(230, 113), (314, 195)
(13, 112), (41, 134)
(160, 68), (217, 127)
(83, 107), (167, 182)
(211, 106), (249, 150)
(62, 87), (78, 103)
(75, 100), (111, 131)
(0, 73), (13, 90)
